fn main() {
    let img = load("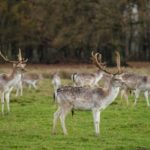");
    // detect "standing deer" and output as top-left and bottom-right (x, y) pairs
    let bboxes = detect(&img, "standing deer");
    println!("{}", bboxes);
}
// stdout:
(71, 70), (105, 87)
(52, 72), (61, 94)
(52, 51), (125, 135)
(0, 49), (27, 115)
(71, 55), (106, 87)
(71, 55), (131, 106)
(115, 72), (150, 106)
